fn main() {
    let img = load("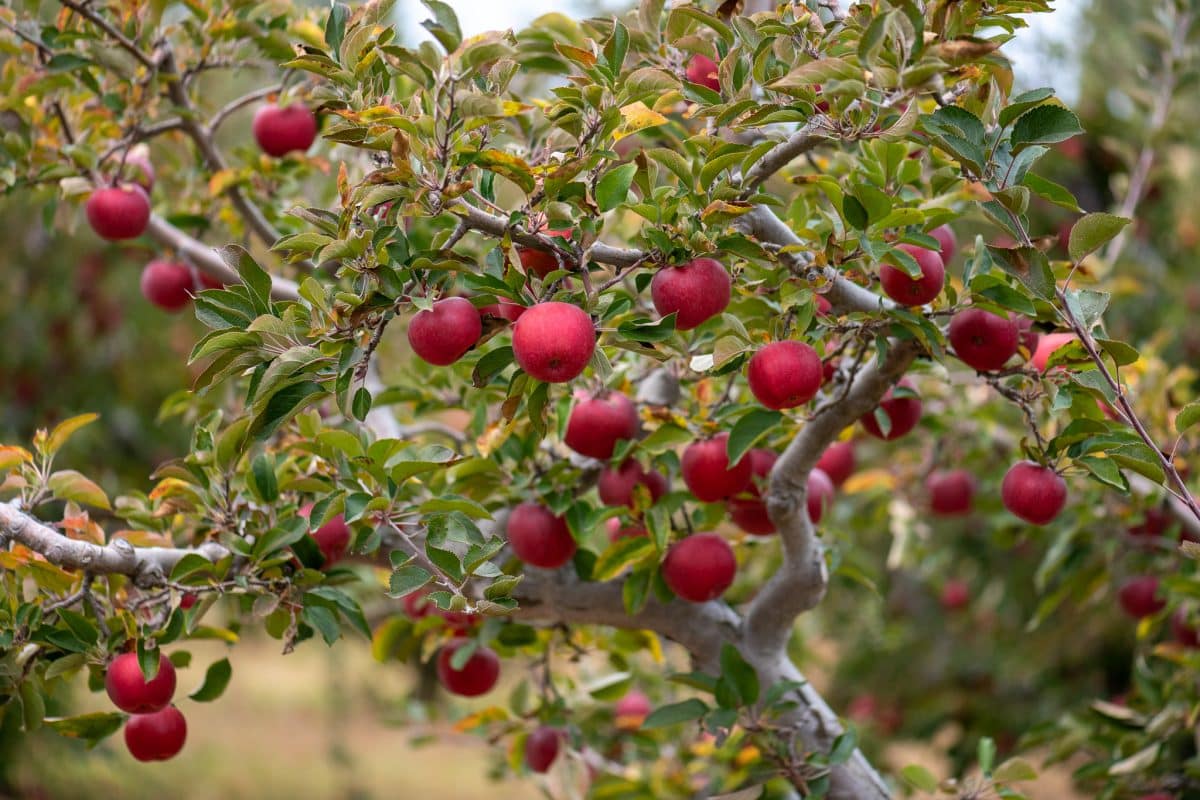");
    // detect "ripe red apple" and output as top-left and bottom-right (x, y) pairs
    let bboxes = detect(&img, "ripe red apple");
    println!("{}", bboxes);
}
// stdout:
(1032, 332), (1078, 372)
(1129, 507), (1172, 539)
(860, 379), (922, 440)
(512, 301), (596, 383)
(478, 299), (526, 322)
(124, 706), (187, 762)
(516, 229), (572, 278)
(605, 518), (648, 541)
(597, 460), (668, 508)
(815, 294), (833, 316)
(140, 260), (195, 312)
(525, 727), (564, 773)
(930, 224), (958, 263)
(661, 533), (736, 602)
(614, 689), (651, 730)
(299, 504), (352, 565)
(926, 469), (976, 516)
(179, 593), (198, 611)
(86, 185), (150, 241)
(253, 103), (318, 157)
(407, 297), (483, 366)
(436, 639), (501, 697)
(746, 340), (823, 410)
(728, 448), (778, 535)
(940, 579), (970, 611)
(816, 441), (856, 487)
(949, 308), (1020, 372)
(1171, 609), (1200, 649)
(199, 273), (224, 290)
(564, 391), (639, 459)
(506, 502), (577, 568)
(681, 433), (752, 502)
(650, 258), (731, 331)
(105, 652), (176, 714)
(1015, 316), (1040, 355)
(807, 468), (835, 524)
(685, 54), (720, 92)
(1001, 461), (1067, 525)
(1117, 576), (1164, 619)
(879, 245), (944, 306)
